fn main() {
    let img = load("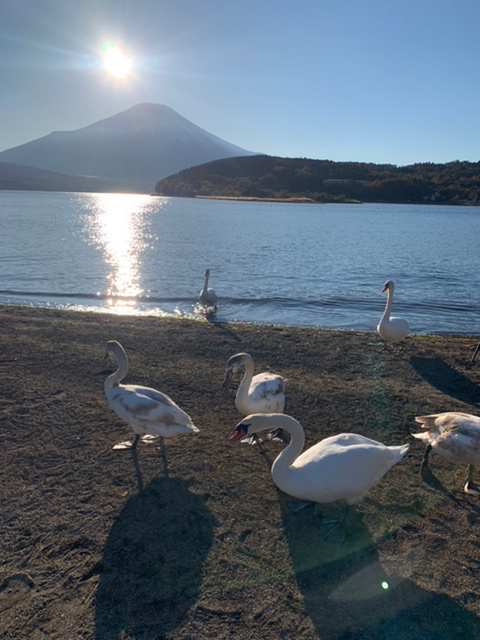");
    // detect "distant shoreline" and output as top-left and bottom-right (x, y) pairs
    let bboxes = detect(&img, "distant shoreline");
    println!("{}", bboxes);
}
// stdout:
(194, 195), (362, 204)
